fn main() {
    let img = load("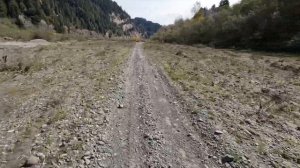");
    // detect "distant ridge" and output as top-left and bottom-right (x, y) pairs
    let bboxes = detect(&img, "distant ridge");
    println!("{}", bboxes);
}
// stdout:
(132, 17), (161, 38)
